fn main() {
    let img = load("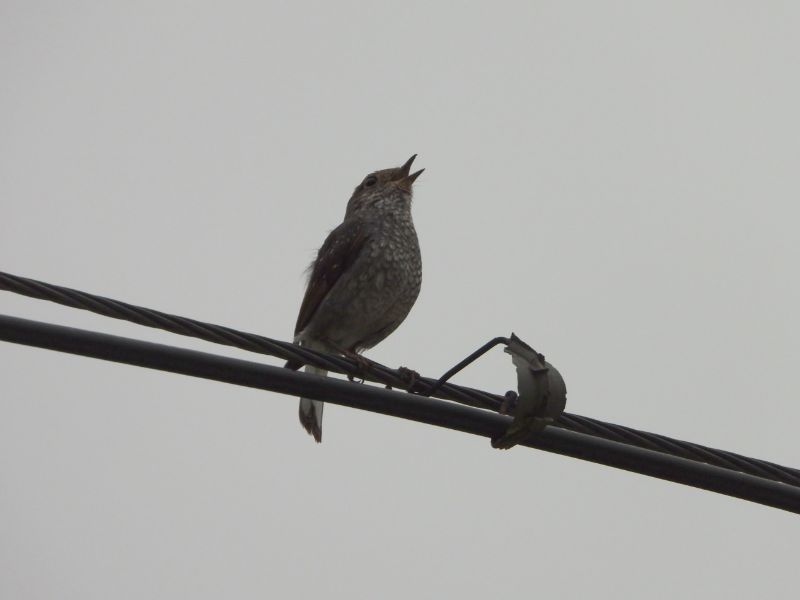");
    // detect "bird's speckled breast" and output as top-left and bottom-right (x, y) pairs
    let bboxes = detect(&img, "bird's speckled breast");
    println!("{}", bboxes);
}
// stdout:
(304, 209), (421, 352)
